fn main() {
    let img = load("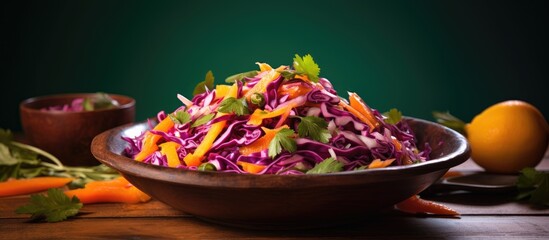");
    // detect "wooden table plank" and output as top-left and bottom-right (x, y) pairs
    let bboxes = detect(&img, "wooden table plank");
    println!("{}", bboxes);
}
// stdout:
(1, 216), (548, 239)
